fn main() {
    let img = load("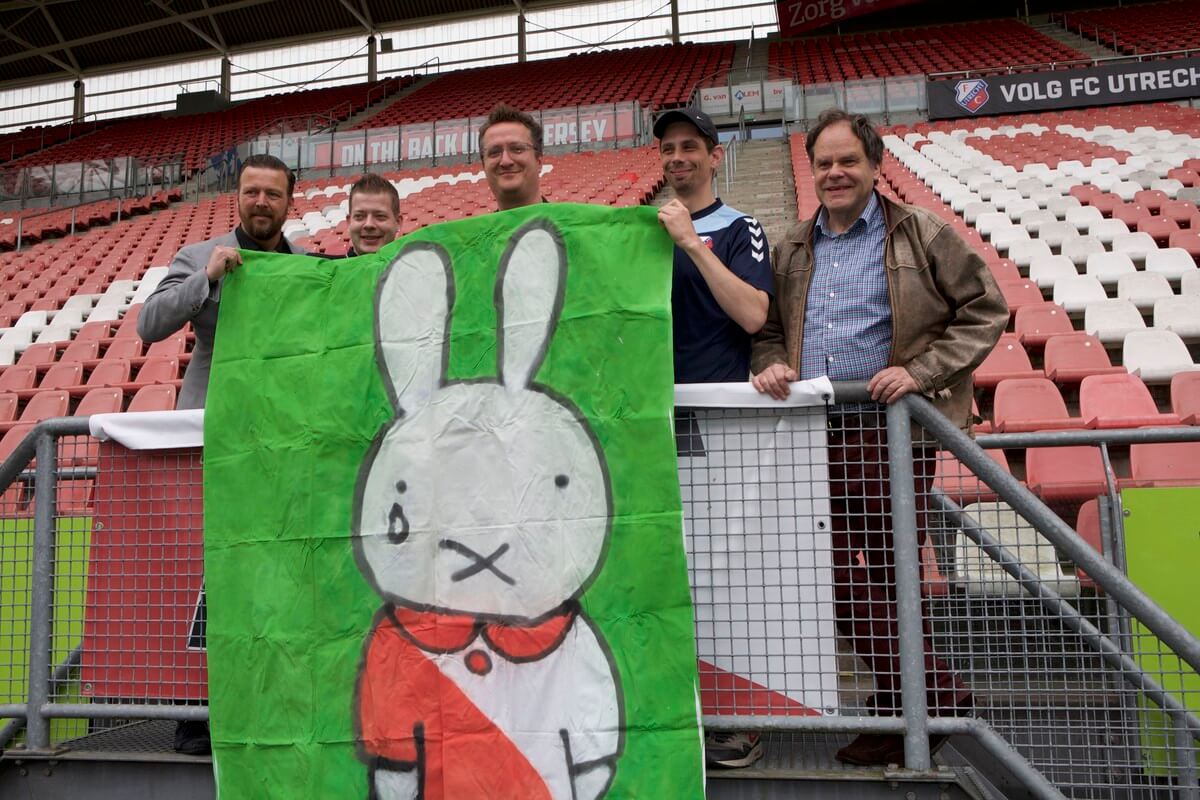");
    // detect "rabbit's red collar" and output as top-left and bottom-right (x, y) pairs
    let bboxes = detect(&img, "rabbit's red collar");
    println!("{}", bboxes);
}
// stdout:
(388, 604), (577, 661)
